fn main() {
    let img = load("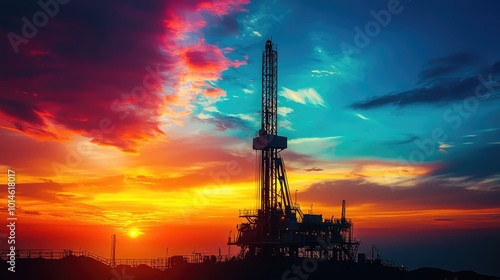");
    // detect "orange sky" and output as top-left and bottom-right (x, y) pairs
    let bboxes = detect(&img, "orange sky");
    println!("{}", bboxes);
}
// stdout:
(1, 129), (499, 260)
